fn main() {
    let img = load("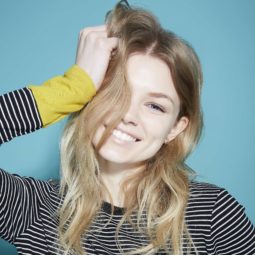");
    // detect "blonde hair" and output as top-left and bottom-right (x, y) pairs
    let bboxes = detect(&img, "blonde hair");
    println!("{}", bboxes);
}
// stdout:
(58, 1), (203, 254)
